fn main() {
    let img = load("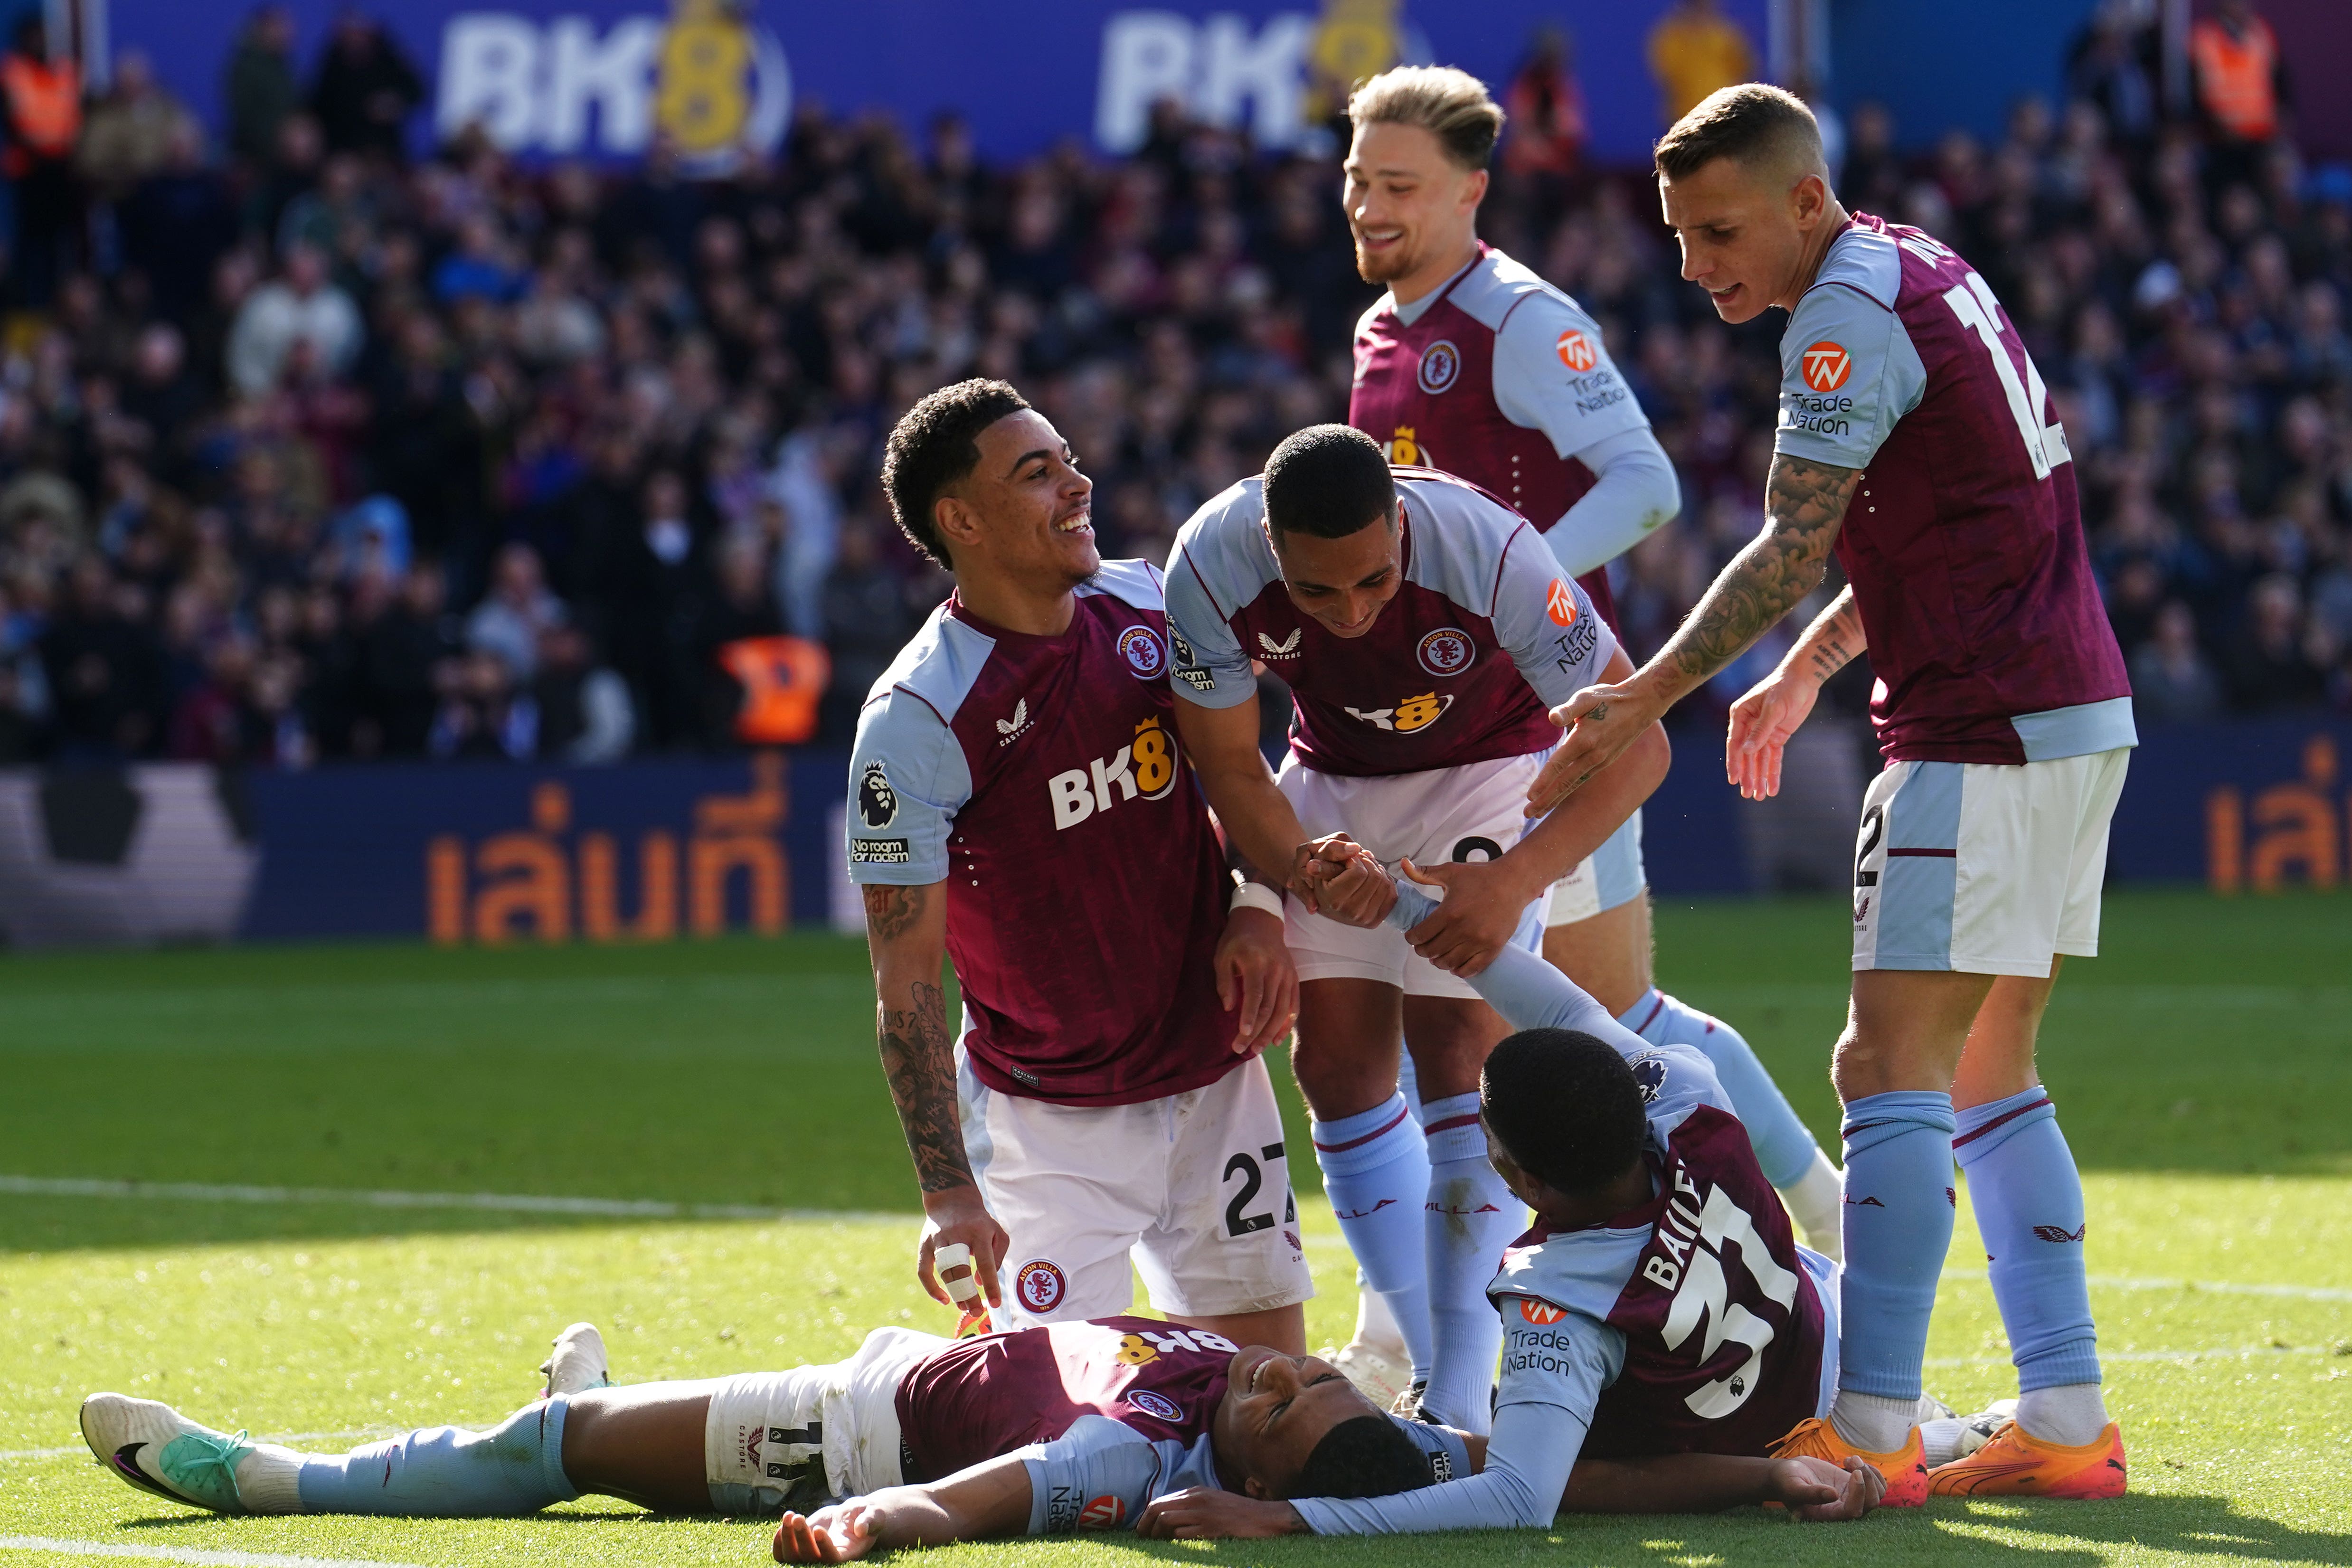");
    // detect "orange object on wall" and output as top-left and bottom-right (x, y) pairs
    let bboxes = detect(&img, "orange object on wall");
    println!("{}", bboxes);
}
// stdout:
(718, 635), (831, 745)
